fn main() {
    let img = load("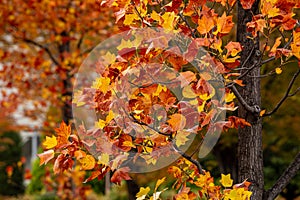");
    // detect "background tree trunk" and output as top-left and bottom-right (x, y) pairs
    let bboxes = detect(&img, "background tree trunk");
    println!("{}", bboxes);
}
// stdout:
(237, 1), (264, 199)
